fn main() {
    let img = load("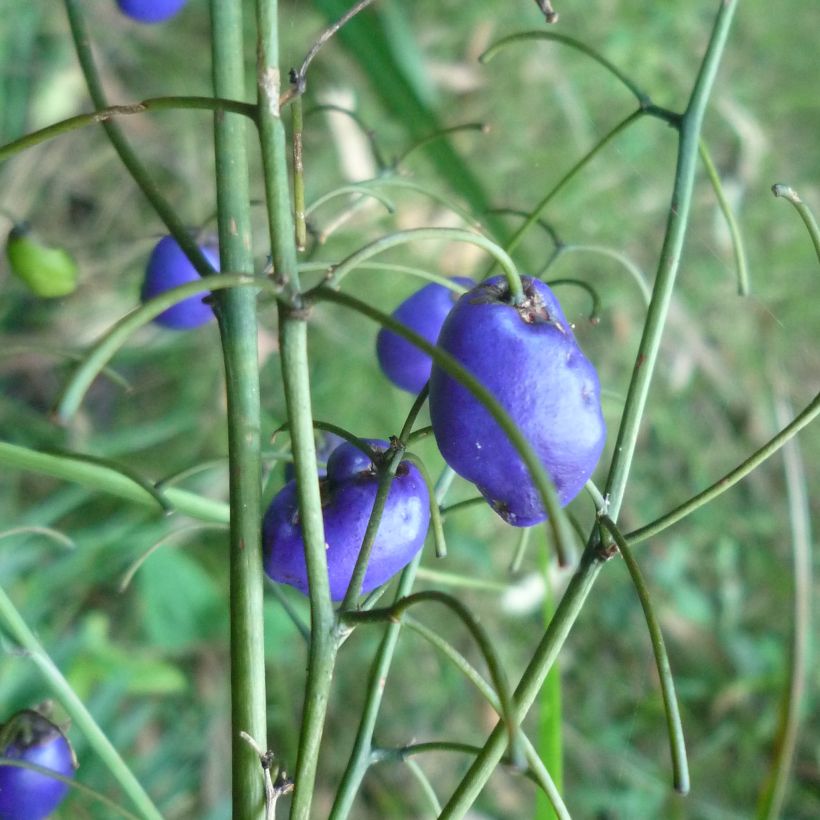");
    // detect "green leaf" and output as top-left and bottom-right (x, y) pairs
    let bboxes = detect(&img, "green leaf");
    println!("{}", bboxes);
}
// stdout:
(5, 224), (78, 298)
